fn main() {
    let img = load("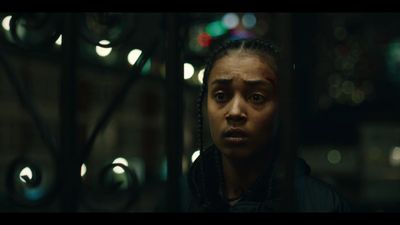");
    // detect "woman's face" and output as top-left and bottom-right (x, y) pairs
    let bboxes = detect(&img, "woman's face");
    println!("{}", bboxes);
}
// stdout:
(207, 52), (278, 160)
